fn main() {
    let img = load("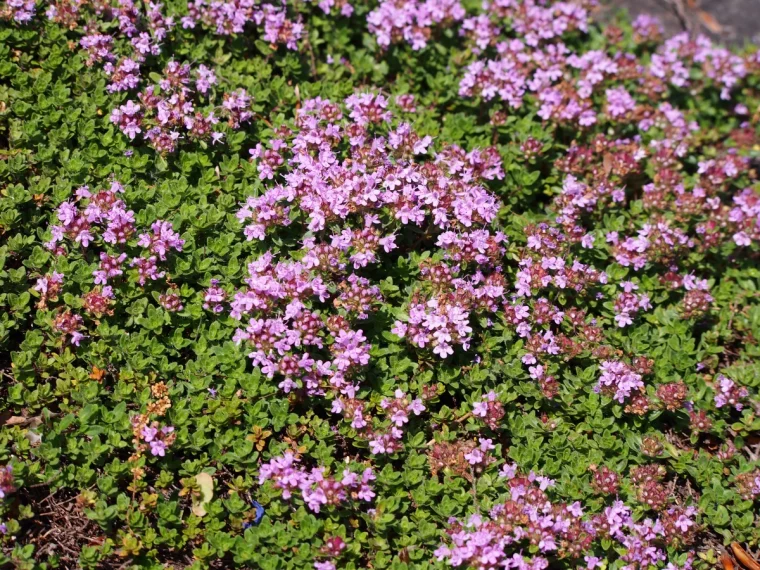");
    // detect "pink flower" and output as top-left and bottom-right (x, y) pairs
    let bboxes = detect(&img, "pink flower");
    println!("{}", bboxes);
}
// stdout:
(734, 231), (751, 246)
(141, 426), (158, 442)
(150, 440), (167, 456)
